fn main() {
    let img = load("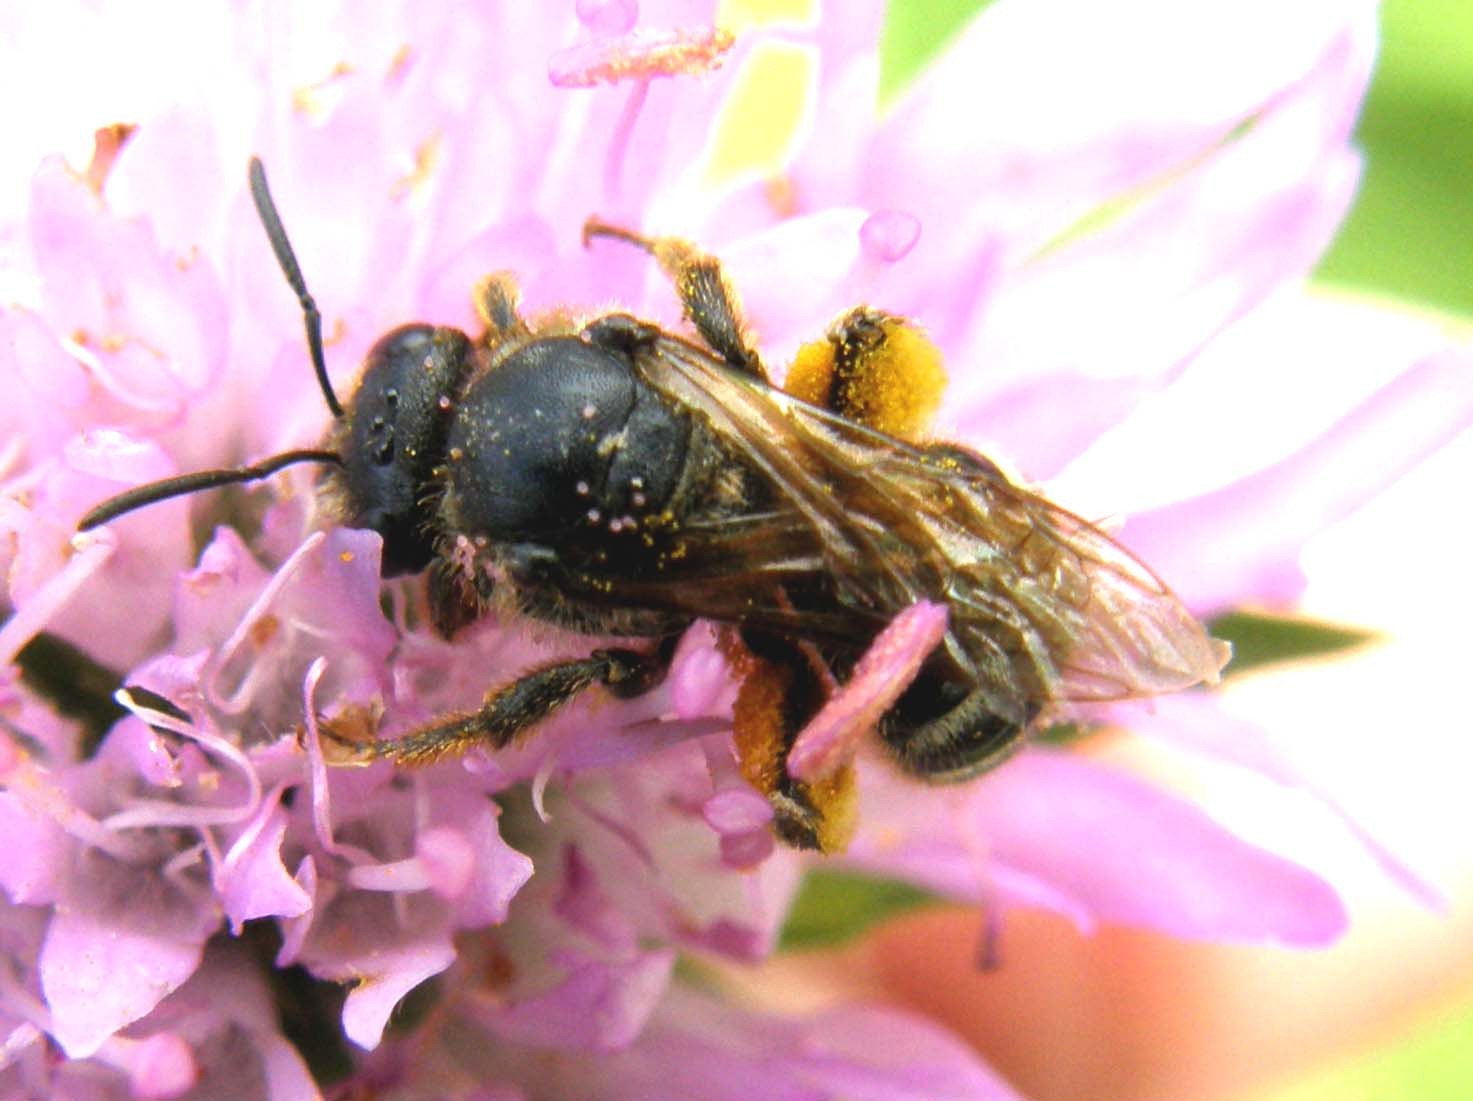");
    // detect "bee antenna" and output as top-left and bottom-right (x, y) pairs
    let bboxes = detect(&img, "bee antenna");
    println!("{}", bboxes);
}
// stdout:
(77, 449), (343, 531)
(248, 157), (345, 420)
